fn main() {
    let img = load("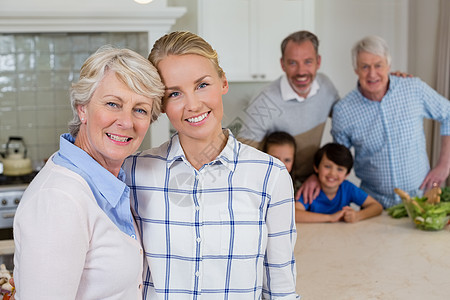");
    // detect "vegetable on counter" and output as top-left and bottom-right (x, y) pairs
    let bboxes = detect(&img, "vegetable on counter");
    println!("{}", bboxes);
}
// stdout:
(392, 187), (450, 231)
(441, 186), (450, 202)
(386, 203), (408, 218)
